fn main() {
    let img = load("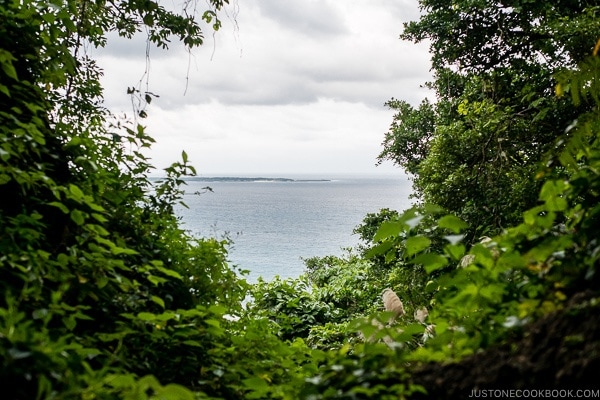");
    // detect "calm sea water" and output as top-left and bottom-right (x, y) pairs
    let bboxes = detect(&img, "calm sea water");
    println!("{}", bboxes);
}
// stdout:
(175, 175), (413, 282)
